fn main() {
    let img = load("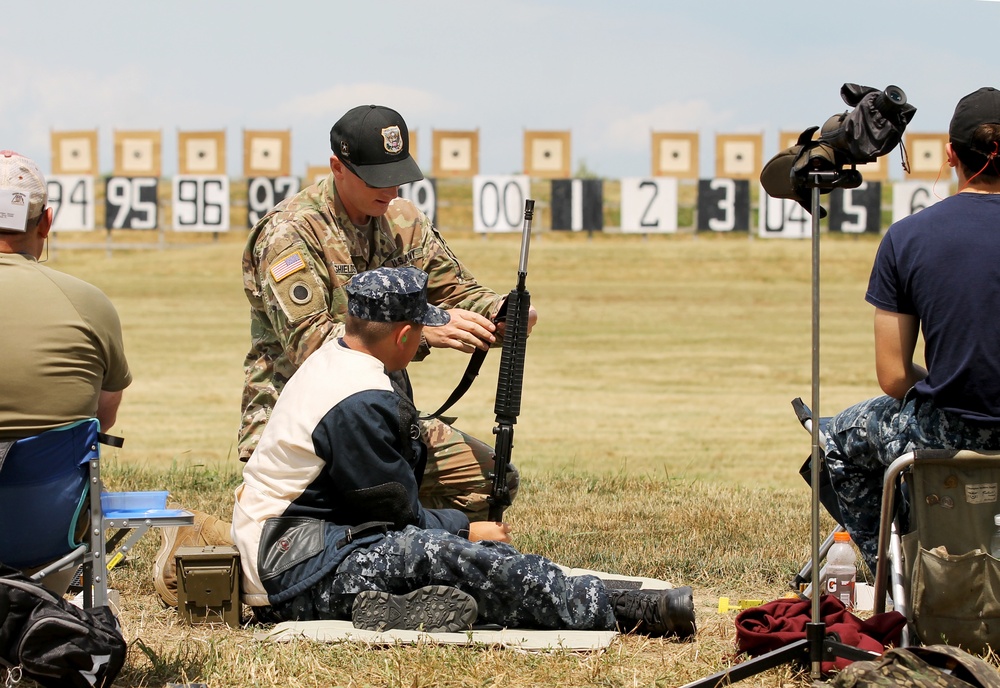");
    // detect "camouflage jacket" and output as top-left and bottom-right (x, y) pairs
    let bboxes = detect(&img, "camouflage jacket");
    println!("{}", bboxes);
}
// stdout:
(239, 174), (504, 461)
